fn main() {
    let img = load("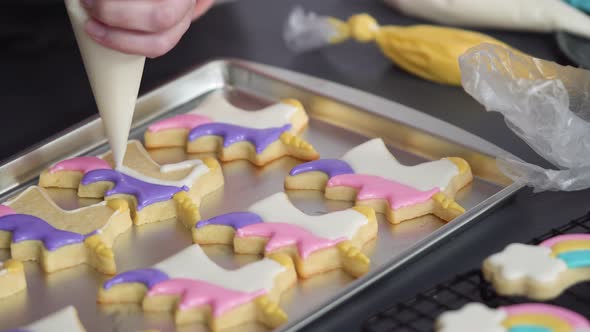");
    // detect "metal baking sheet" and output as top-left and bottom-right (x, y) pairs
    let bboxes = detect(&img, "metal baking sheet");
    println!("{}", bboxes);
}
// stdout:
(0, 59), (521, 332)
